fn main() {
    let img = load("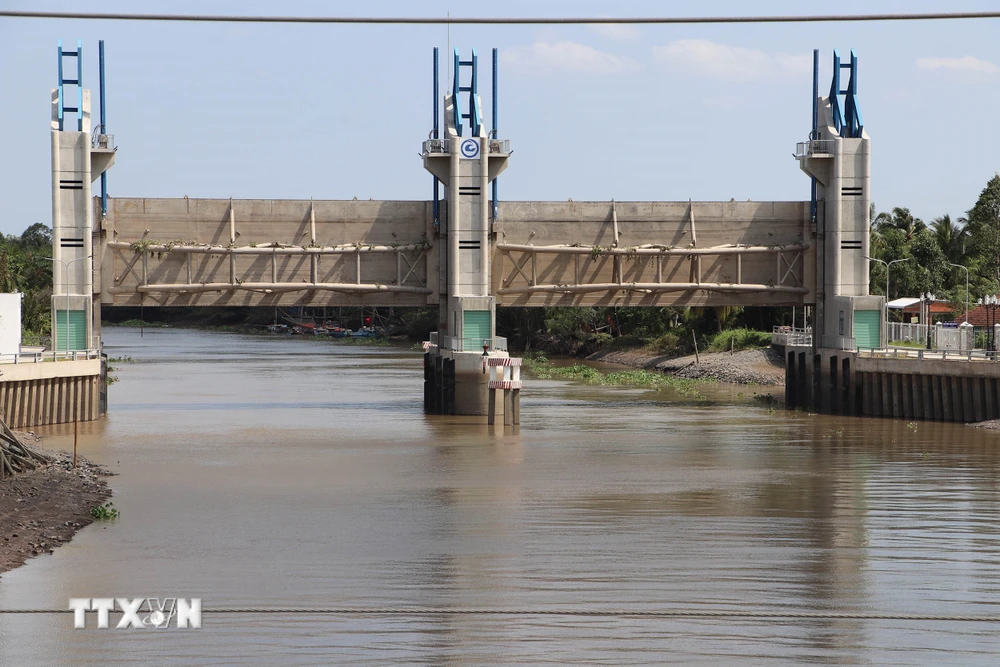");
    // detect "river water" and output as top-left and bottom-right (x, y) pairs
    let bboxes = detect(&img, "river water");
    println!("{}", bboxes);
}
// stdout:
(1, 327), (1000, 665)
